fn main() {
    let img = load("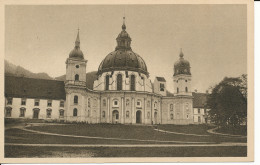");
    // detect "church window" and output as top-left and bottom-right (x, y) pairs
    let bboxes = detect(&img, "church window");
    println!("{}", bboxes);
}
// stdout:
(185, 87), (188, 92)
(113, 100), (119, 107)
(177, 88), (179, 93)
(126, 111), (129, 118)
(102, 111), (105, 118)
(60, 100), (64, 107)
(46, 109), (52, 118)
(147, 100), (150, 108)
(126, 99), (130, 106)
(160, 83), (165, 91)
(74, 95), (78, 104)
(88, 98), (91, 107)
(105, 75), (109, 90)
(5, 107), (12, 117)
(170, 104), (173, 111)
(20, 108), (26, 117)
(75, 74), (79, 81)
(147, 112), (150, 119)
(47, 100), (52, 107)
(59, 109), (64, 118)
(34, 99), (40, 106)
(117, 74), (122, 90)
(170, 113), (174, 120)
(21, 98), (26, 105)
(130, 75), (135, 91)
(76, 65), (79, 68)
(7, 98), (12, 105)
(103, 99), (106, 107)
(73, 108), (78, 117)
